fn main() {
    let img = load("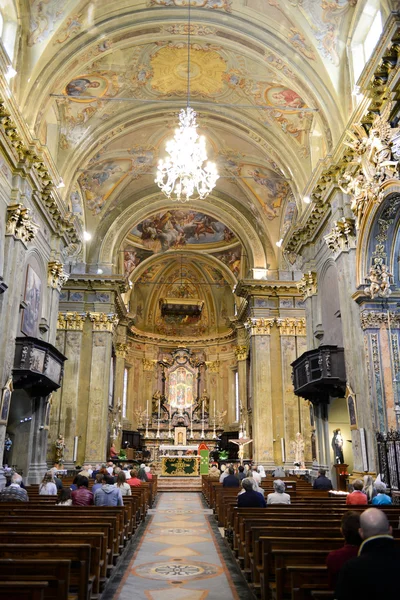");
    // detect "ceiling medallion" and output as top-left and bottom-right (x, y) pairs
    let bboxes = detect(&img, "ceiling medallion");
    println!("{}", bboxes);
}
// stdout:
(155, 0), (218, 202)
